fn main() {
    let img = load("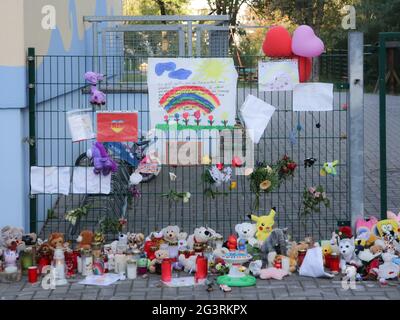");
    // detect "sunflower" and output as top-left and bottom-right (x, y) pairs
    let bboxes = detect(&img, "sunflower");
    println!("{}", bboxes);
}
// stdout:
(260, 180), (272, 191)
